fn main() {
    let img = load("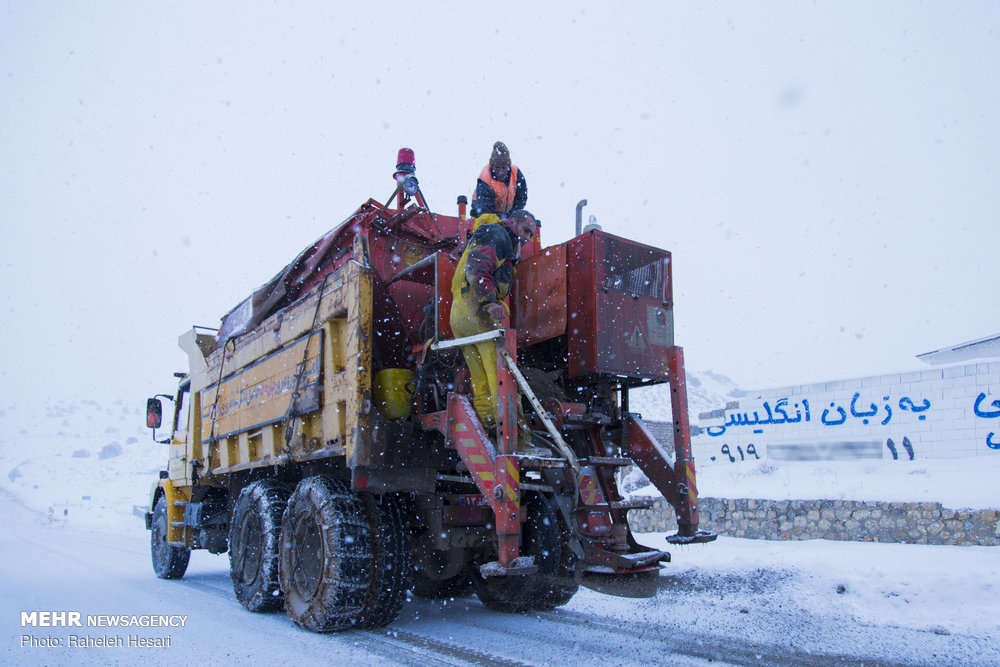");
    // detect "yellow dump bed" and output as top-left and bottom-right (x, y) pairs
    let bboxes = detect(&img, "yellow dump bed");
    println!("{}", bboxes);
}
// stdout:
(174, 253), (374, 486)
